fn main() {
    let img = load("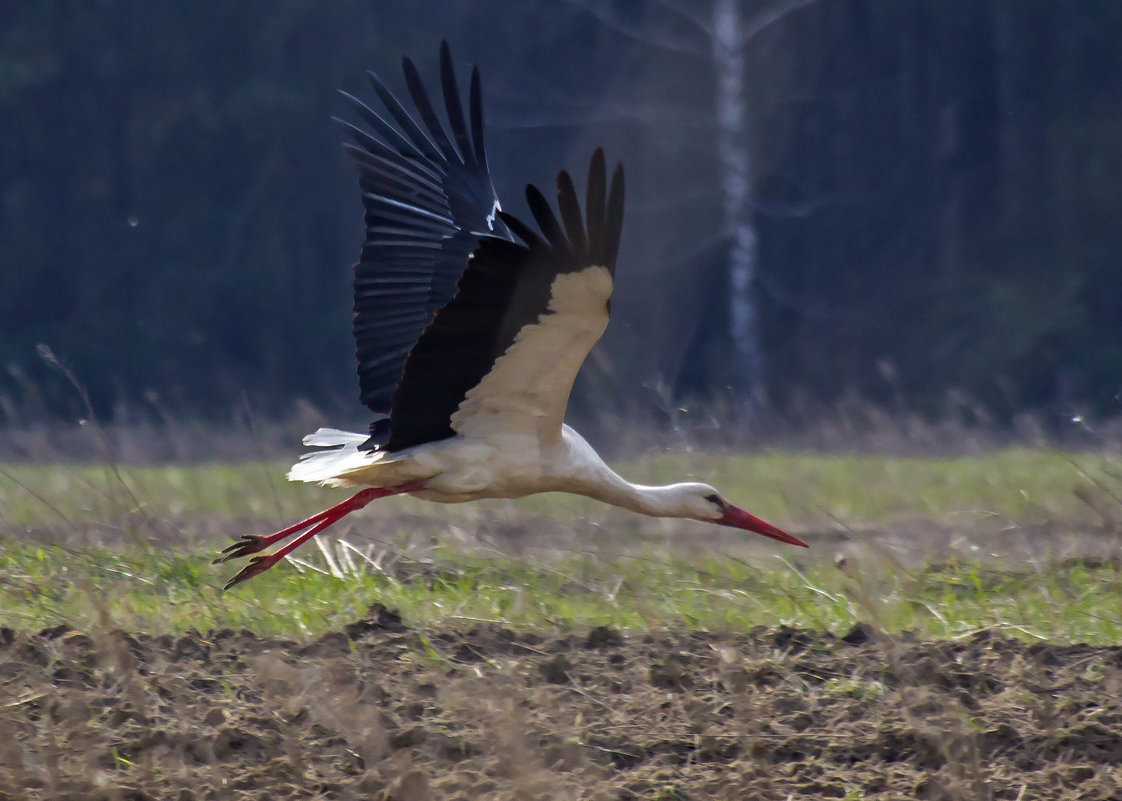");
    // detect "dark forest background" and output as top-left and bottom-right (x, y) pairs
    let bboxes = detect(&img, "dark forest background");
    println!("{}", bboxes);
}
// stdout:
(2, 0), (1120, 437)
